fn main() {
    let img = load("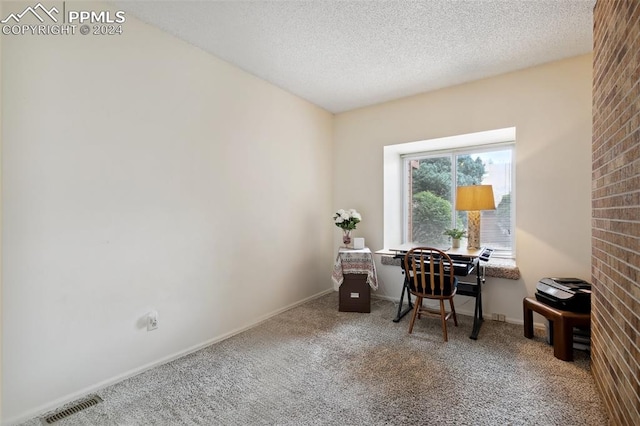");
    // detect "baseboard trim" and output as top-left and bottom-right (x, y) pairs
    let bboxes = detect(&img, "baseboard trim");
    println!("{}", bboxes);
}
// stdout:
(5, 288), (334, 426)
